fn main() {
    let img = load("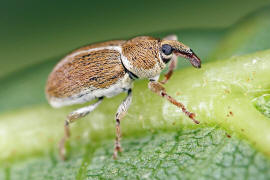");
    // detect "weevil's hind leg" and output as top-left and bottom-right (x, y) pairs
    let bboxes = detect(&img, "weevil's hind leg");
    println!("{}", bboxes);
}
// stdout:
(113, 89), (132, 159)
(59, 120), (70, 160)
(161, 34), (178, 84)
(59, 97), (104, 160)
(148, 81), (200, 124)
